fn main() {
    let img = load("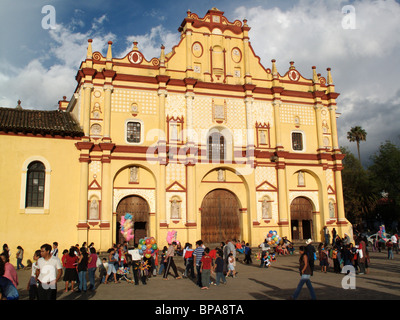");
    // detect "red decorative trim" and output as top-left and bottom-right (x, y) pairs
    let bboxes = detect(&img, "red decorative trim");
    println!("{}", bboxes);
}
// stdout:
(99, 222), (110, 228)
(256, 181), (278, 191)
(75, 142), (94, 151)
(327, 185), (335, 194)
(185, 222), (197, 227)
(277, 221), (289, 226)
(88, 179), (101, 190)
(253, 221), (260, 226)
(160, 222), (169, 227)
(77, 222), (89, 229)
(166, 181), (186, 192)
